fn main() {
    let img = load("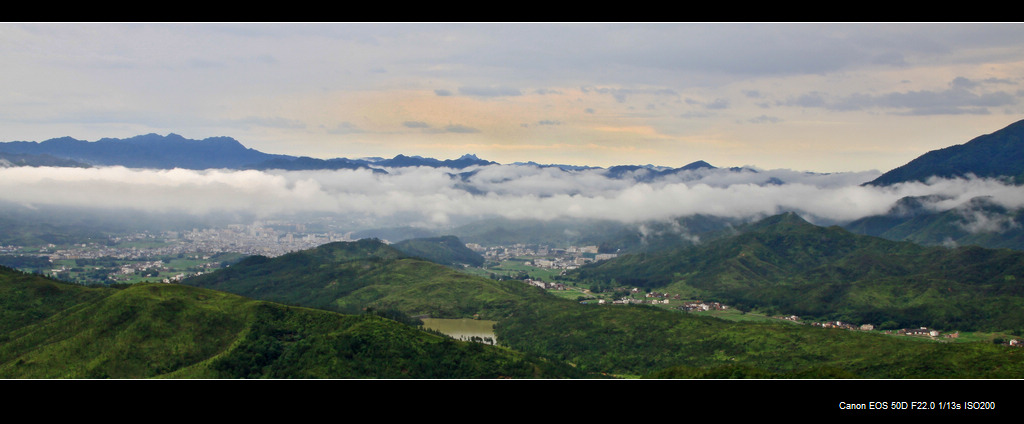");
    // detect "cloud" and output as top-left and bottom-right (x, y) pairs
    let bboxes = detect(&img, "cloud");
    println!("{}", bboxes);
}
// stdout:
(581, 86), (680, 103)
(959, 209), (1020, 234)
(704, 98), (730, 110)
(747, 115), (783, 124)
(783, 77), (1020, 115)
(434, 124), (480, 134)
(458, 86), (523, 97)
(327, 122), (364, 134)
(403, 121), (430, 128)
(3, 164), (1021, 231)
